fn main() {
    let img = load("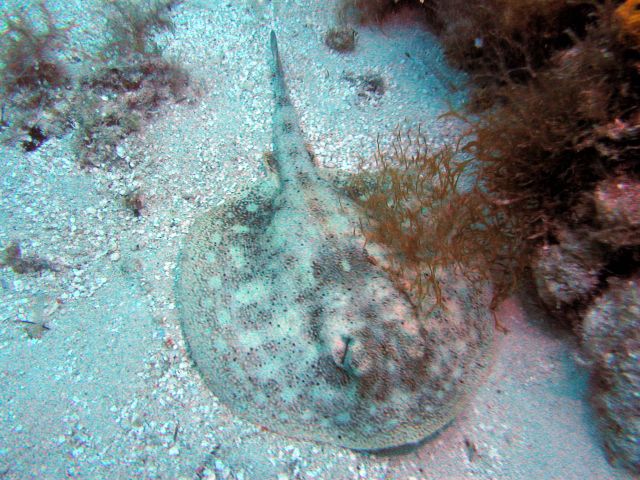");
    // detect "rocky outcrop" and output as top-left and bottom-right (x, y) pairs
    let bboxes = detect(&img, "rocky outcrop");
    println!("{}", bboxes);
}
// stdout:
(581, 275), (640, 473)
